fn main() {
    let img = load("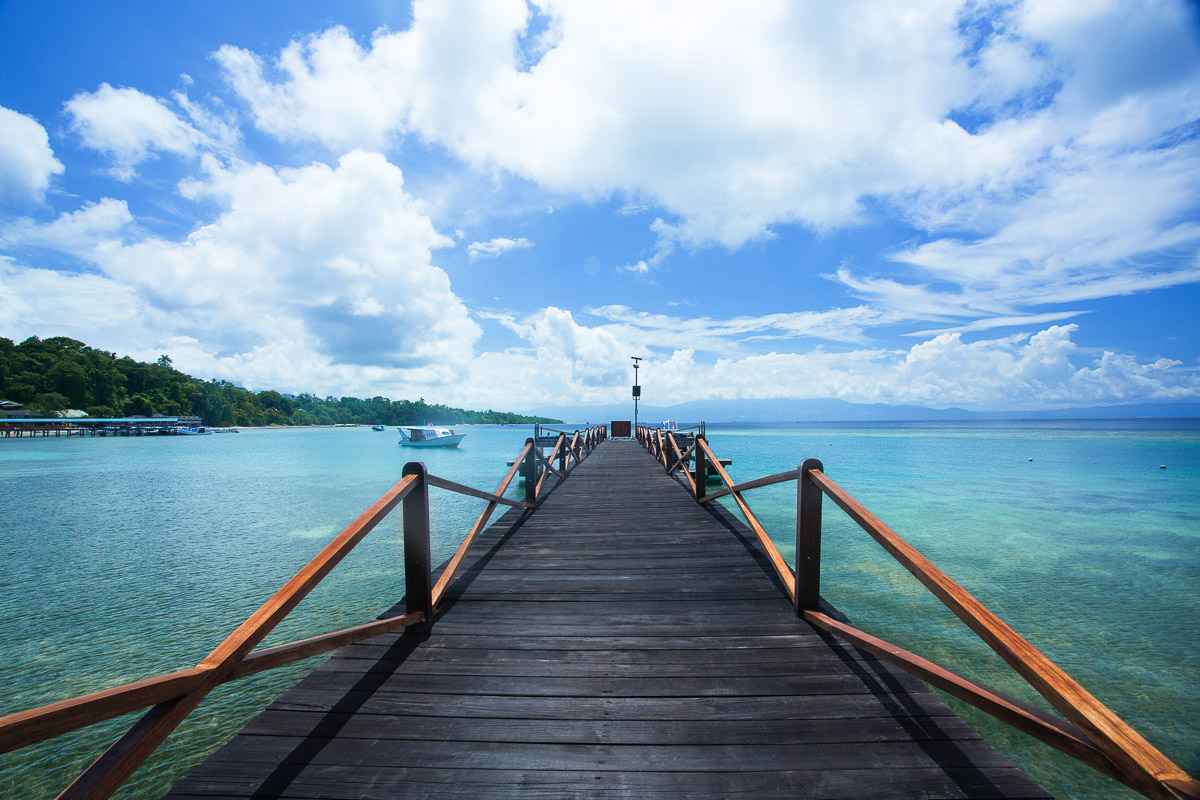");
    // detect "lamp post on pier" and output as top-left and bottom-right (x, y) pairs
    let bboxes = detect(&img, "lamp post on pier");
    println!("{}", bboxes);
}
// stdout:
(631, 356), (643, 433)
